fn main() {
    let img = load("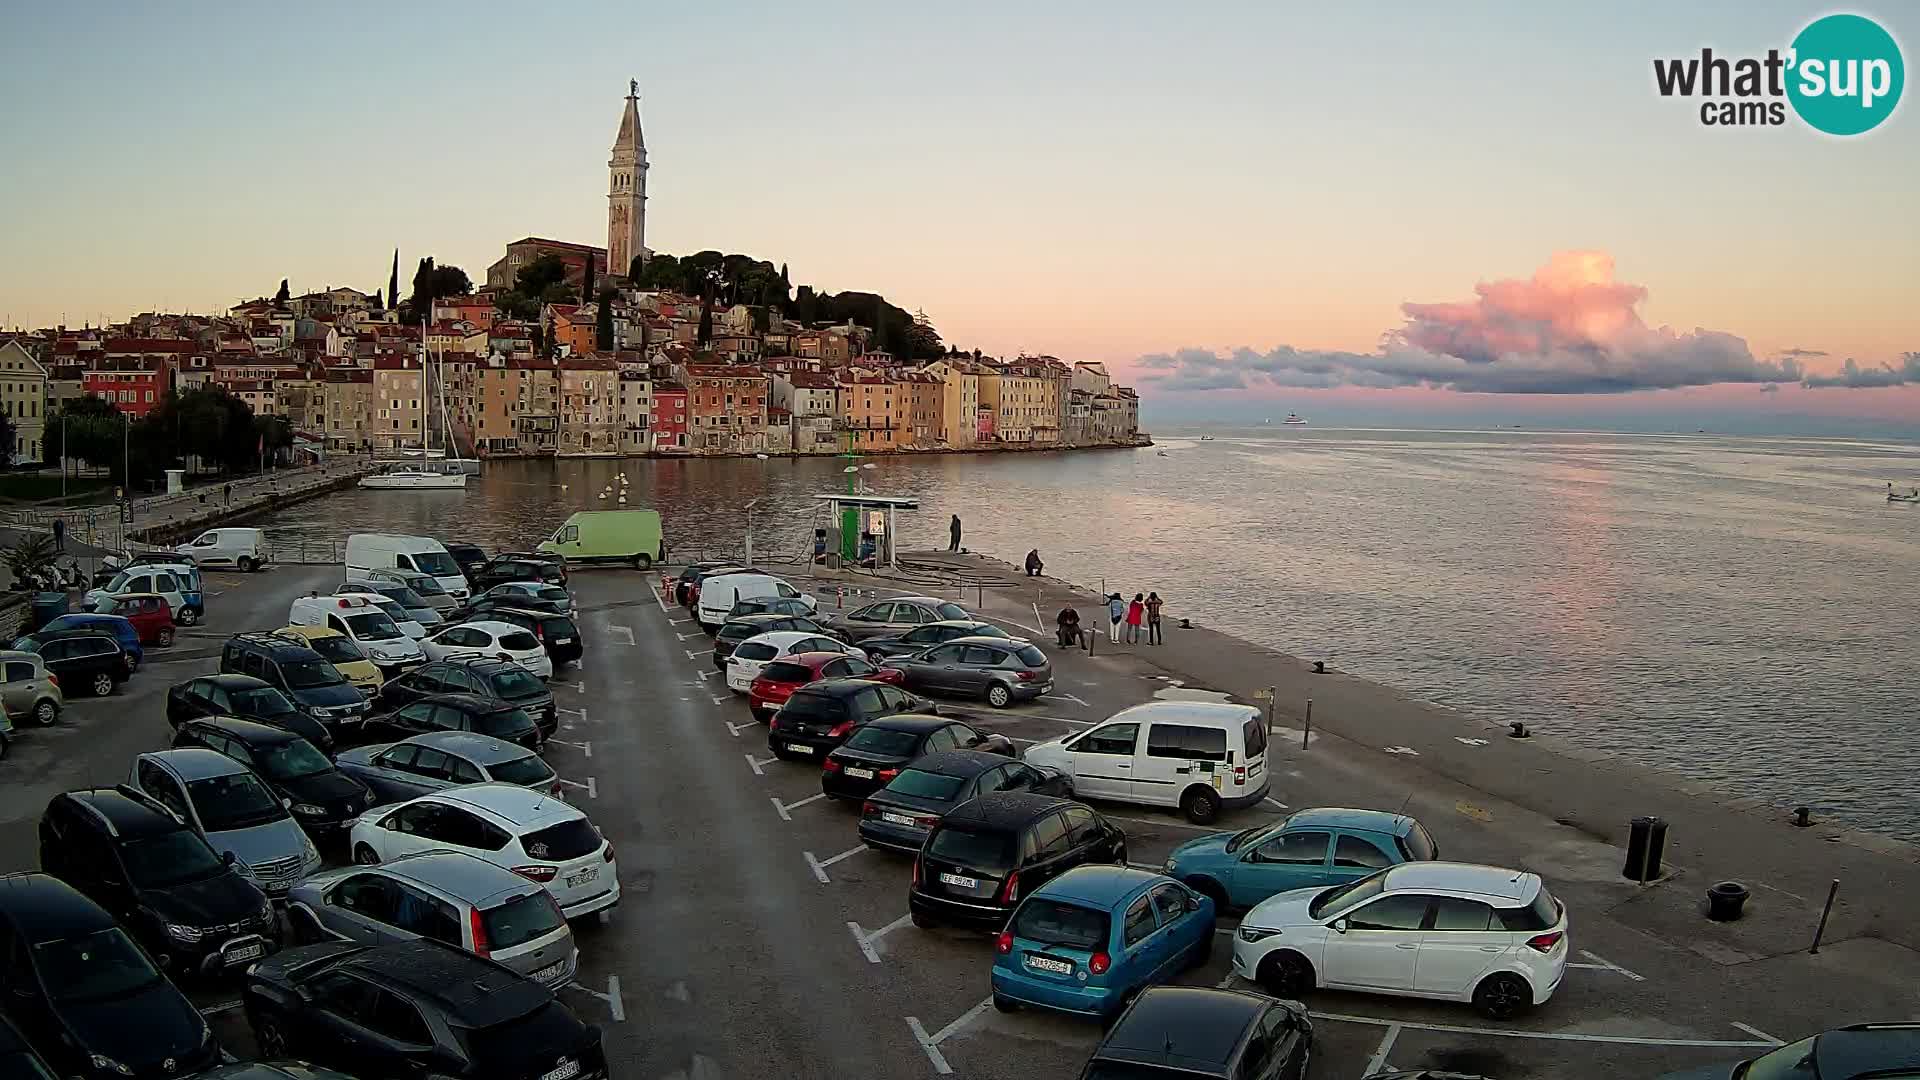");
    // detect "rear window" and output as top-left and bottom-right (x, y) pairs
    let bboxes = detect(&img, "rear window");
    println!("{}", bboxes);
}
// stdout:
(535, 586), (568, 603)
(476, 708), (537, 739)
(499, 632), (540, 652)
(734, 642), (779, 661)
(520, 817), (602, 861)
(541, 617), (577, 639)
(1243, 716), (1268, 759)
(844, 727), (920, 755)
(1398, 822), (1438, 862)
(1010, 899), (1110, 951)
(1013, 645), (1048, 667)
(488, 753), (555, 787)
(886, 769), (965, 801)
(1496, 886), (1562, 932)
(935, 603), (969, 620)
(719, 623), (759, 642)
(489, 669), (545, 699)
(927, 826), (1016, 871)
(481, 891), (567, 950)
(457, 1002), (581, 1068)
(780, 691), (844, 722)
(760, 661), (813, 684)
